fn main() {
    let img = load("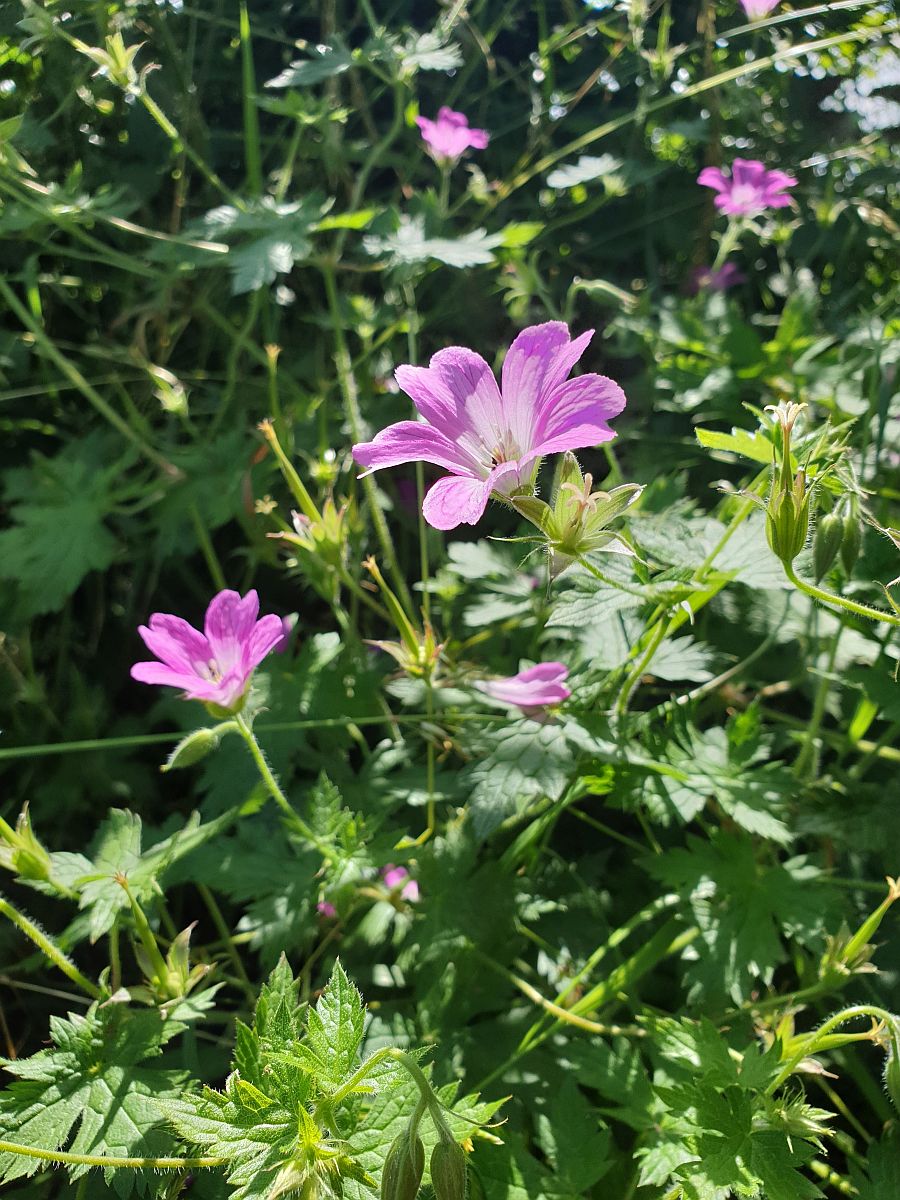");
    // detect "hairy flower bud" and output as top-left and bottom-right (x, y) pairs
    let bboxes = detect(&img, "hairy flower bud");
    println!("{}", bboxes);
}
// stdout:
(840, 512), (862, 576)
(431, 1137), (467, 1200)
(765, 467), (810, 566)
(381, 1132), (425, 1200)
(813, 511), (844, 581)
